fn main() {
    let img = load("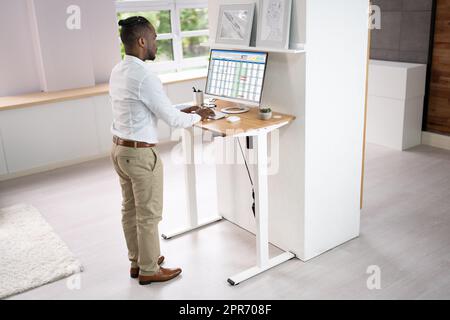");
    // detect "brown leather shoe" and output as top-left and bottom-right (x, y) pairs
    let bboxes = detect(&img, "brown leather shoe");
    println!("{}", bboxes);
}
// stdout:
(138, 267), (182, 285)
(130, 256), (165, 279)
